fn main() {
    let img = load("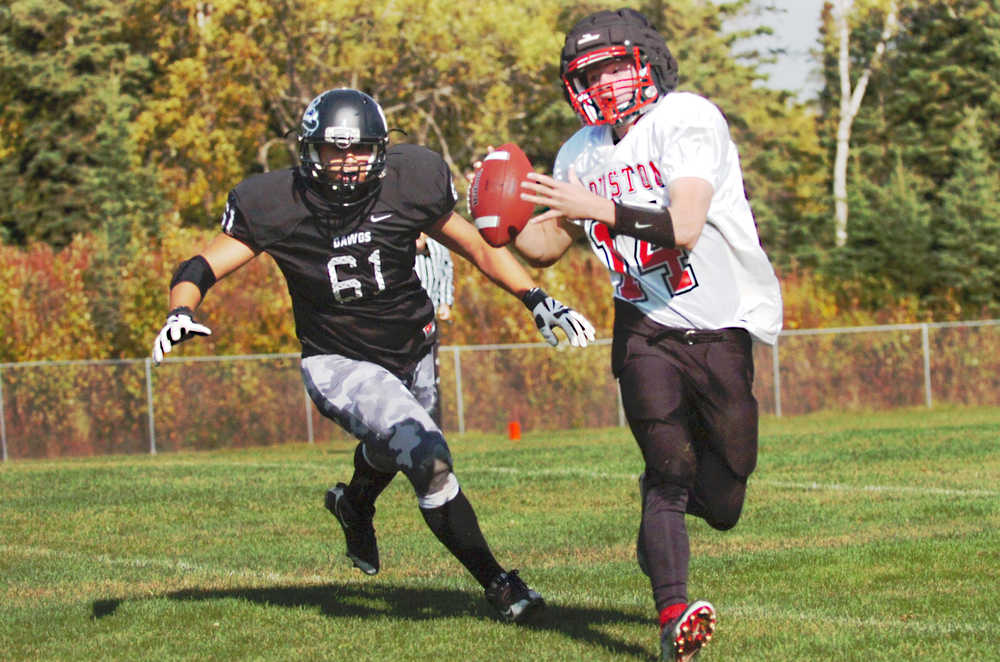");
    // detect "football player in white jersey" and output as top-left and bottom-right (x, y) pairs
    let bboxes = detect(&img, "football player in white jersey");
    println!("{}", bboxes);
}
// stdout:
(512, 8), (782, 661)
